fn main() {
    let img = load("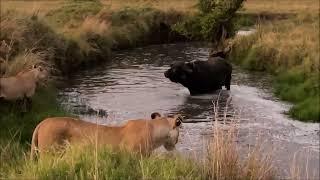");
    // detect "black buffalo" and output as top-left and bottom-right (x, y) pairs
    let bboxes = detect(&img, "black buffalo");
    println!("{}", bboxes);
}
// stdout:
(164, 57), (232, 95)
